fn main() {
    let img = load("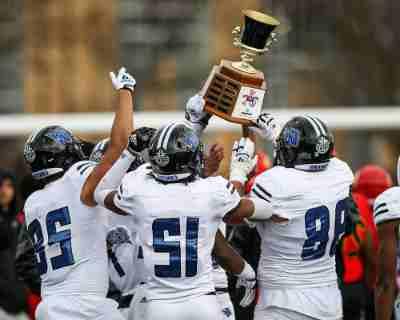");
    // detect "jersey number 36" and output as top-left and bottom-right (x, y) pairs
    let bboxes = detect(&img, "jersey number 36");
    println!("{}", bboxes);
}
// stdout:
(301, 199), (347, 261)
(28, 207), (75, 275)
